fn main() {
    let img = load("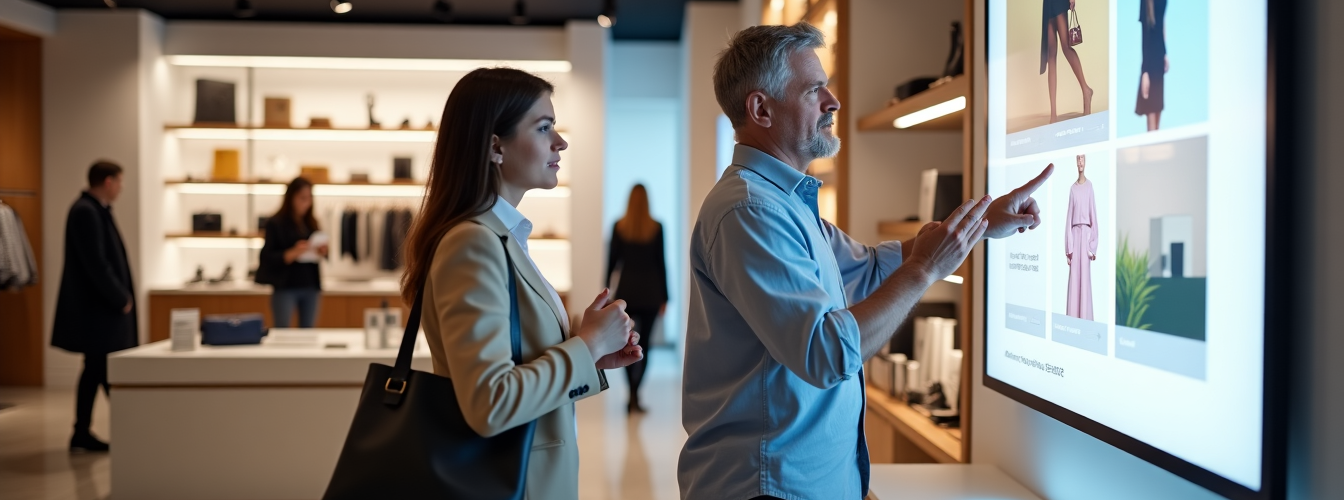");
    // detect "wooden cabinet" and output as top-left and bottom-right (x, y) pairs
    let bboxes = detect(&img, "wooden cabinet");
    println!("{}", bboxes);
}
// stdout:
(148, 292), (401, 342)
